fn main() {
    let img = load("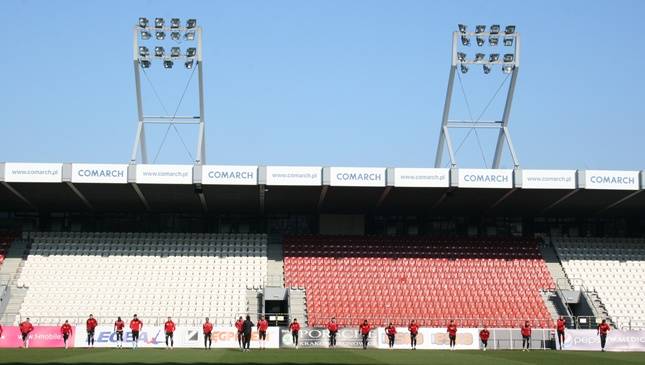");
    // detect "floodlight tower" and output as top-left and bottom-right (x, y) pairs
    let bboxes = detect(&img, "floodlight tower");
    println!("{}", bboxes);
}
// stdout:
(130, 17), (206, 165)
(434, 24), (520, 169)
